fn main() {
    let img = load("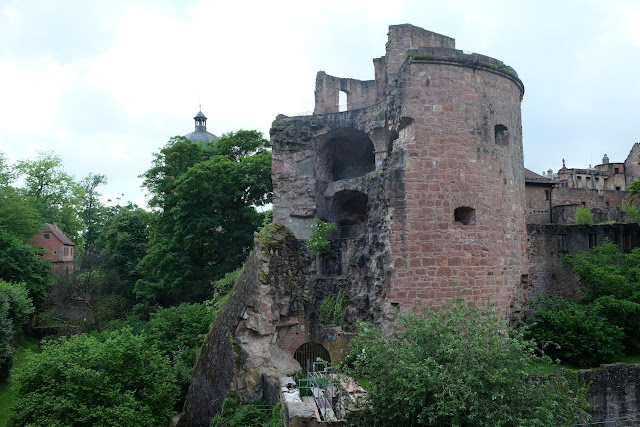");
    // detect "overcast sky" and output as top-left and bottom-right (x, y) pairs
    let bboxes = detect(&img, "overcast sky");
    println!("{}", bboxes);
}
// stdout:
(1, 0), (639, 207)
